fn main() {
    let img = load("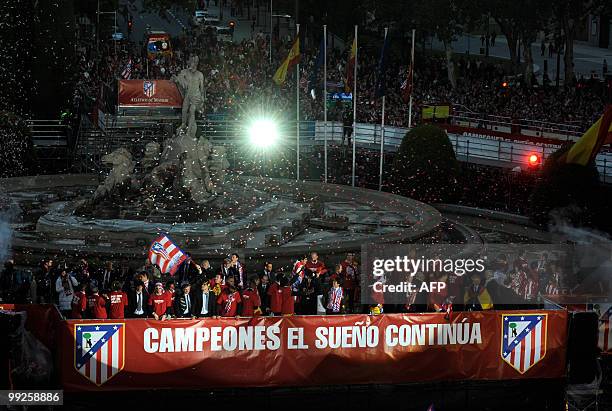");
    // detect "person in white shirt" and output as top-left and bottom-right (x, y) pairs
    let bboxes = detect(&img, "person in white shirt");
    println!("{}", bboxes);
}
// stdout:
(55, 266), (78, 317)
